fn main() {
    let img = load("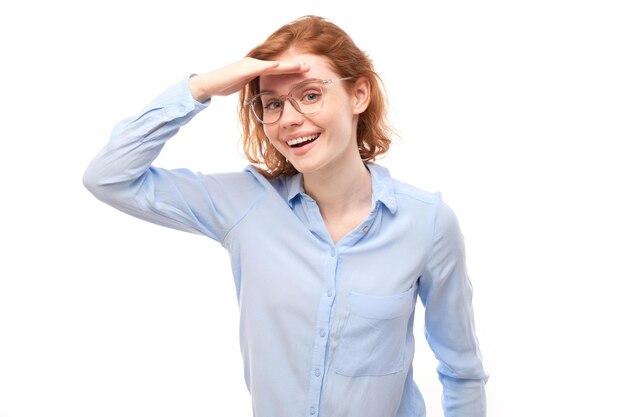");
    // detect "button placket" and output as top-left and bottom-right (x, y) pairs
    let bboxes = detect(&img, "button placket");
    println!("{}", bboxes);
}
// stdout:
(304, 246), (338, 417)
